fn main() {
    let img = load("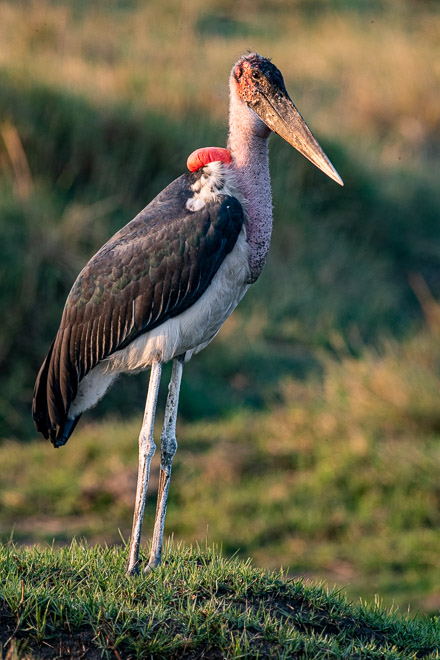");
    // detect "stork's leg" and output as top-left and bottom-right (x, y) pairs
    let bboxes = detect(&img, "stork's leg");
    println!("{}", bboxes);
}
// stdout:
(126, 360), (162, 576)
(146, 356), (184, 571)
